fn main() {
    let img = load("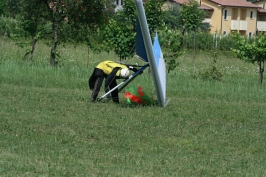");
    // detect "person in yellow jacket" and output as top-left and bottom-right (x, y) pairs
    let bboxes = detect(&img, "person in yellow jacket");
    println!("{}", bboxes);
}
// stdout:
(88, 60), (138, 103)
